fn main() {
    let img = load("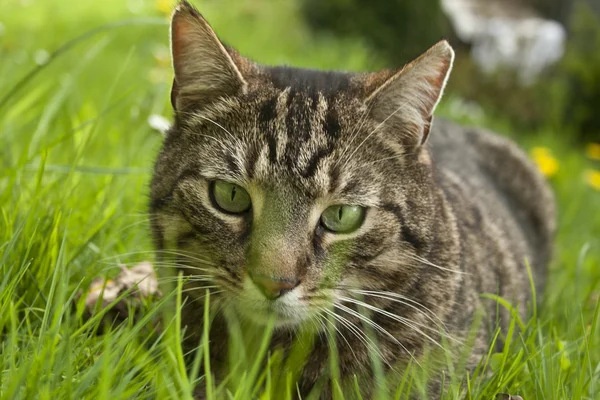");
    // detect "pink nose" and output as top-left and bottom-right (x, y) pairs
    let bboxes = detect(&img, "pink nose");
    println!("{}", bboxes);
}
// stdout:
(250, 274), (299, 300)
